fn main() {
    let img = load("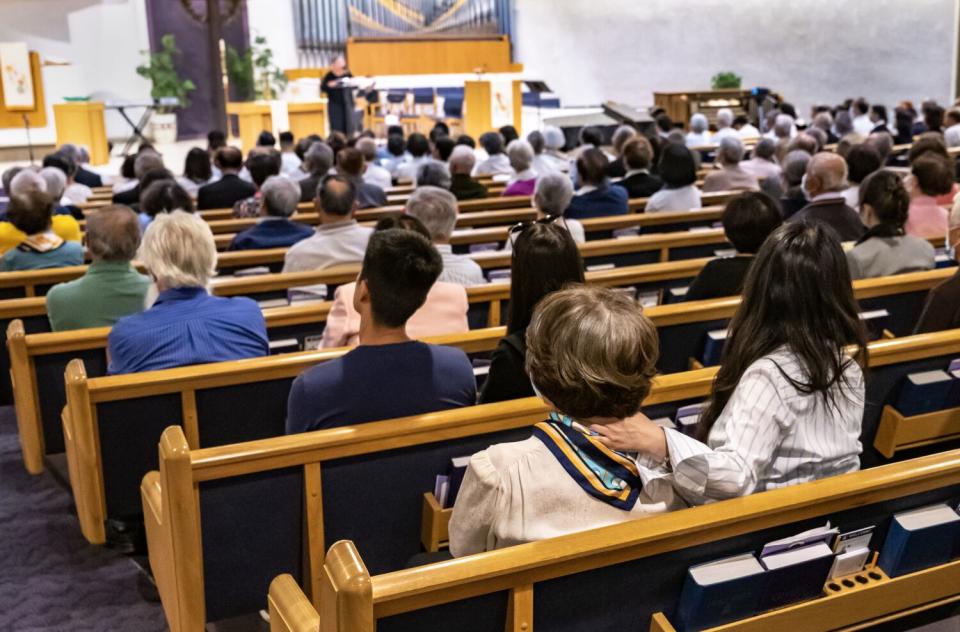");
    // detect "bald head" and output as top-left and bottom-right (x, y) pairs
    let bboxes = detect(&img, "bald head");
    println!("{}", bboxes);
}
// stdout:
(805, 152), (848, 197)
(86, 205), (142, 262)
